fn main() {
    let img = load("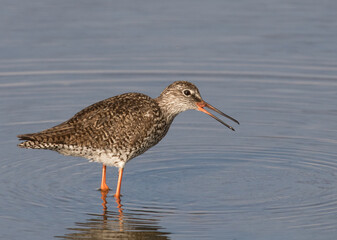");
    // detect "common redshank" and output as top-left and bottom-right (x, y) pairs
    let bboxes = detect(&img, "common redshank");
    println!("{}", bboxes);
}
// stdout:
(17, 81), (239, 197)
